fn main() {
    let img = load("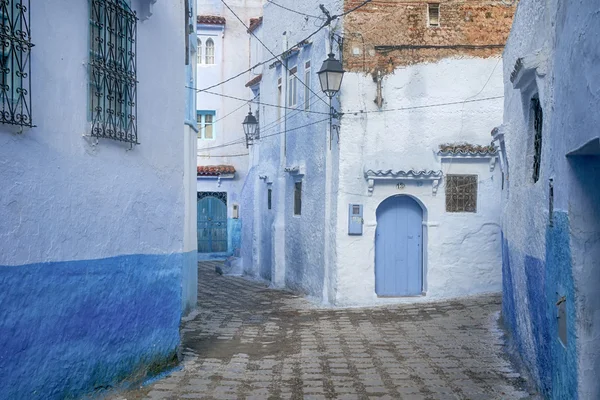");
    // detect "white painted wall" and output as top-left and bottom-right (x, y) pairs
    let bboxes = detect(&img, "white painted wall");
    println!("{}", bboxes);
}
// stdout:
(335, 57), (505, 306)
(196, 0), (264, 214)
